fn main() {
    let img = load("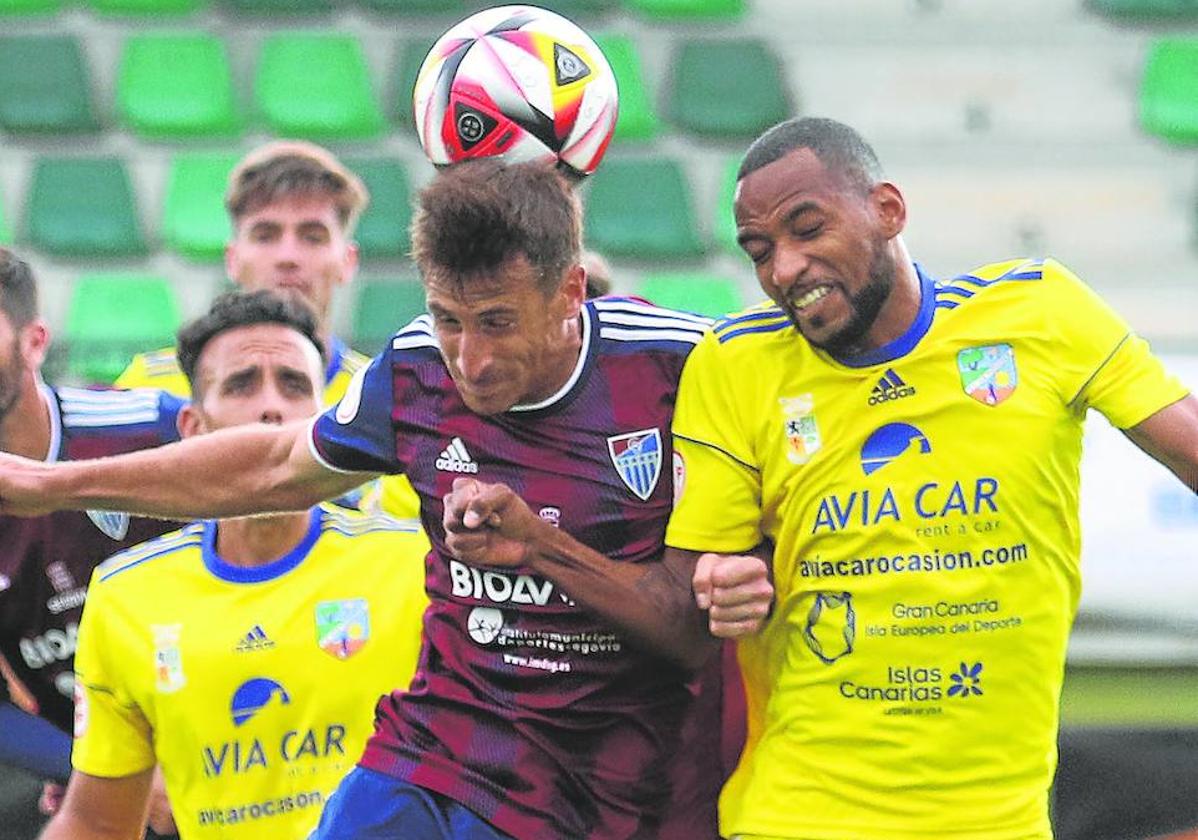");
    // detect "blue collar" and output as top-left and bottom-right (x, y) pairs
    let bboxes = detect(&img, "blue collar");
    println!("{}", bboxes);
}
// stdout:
(829, 263), (936, 369)
(202, 508), (322, 584)
(325, 336), (347, 385)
